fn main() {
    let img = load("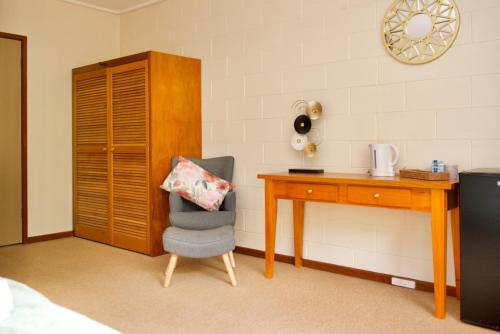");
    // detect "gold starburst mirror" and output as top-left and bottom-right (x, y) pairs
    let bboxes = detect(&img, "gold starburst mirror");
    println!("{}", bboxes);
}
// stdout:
(382, 0), (460, 65)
